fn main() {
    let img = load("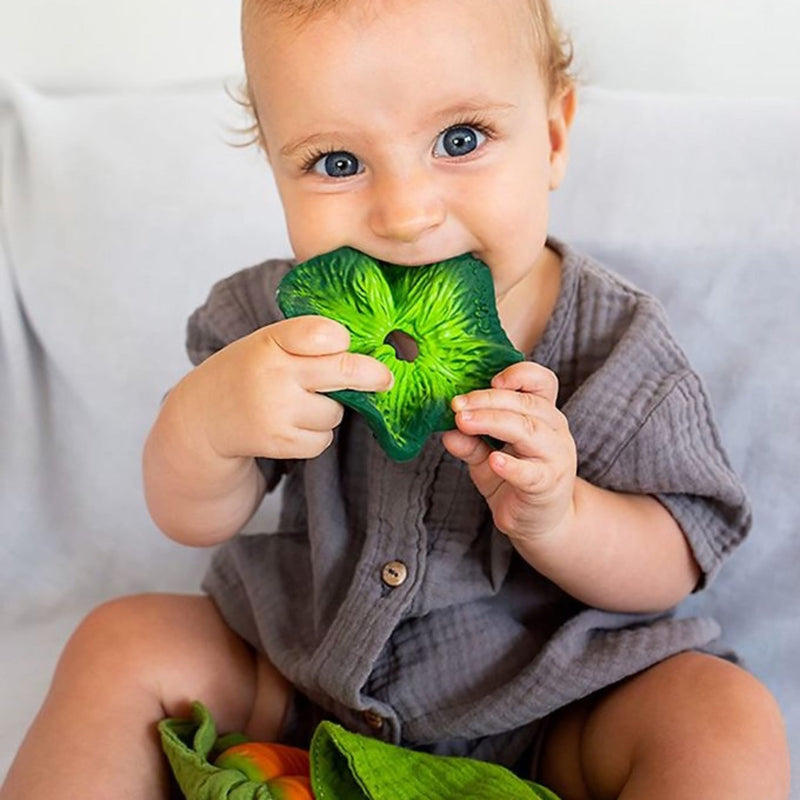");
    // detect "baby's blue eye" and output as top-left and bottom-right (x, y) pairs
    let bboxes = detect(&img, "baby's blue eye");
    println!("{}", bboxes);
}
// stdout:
(312, 151), (363, 178)
(434, 125), (486, 158)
